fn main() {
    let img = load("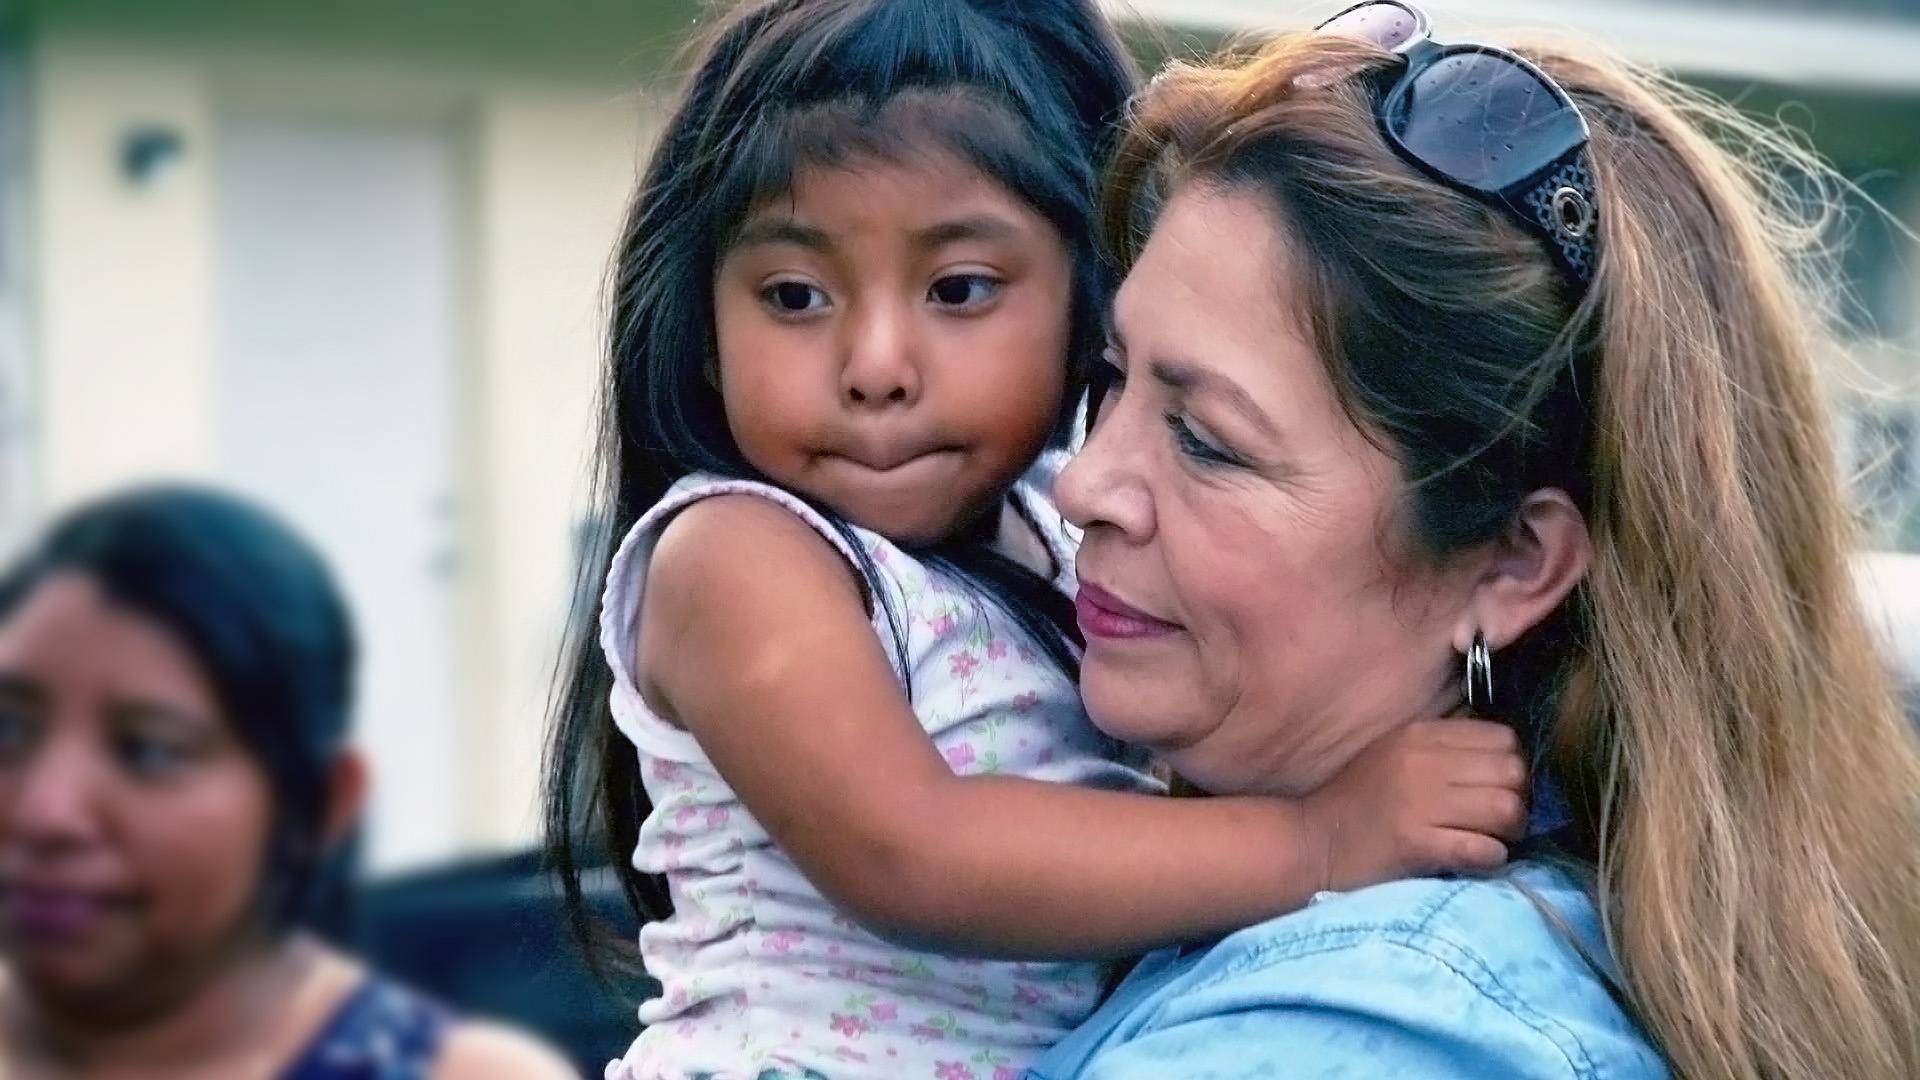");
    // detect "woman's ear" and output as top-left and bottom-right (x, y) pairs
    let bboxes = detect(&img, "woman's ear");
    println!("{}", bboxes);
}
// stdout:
(320, 747), (369, 851)
(1452, 489), (1590, 652)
